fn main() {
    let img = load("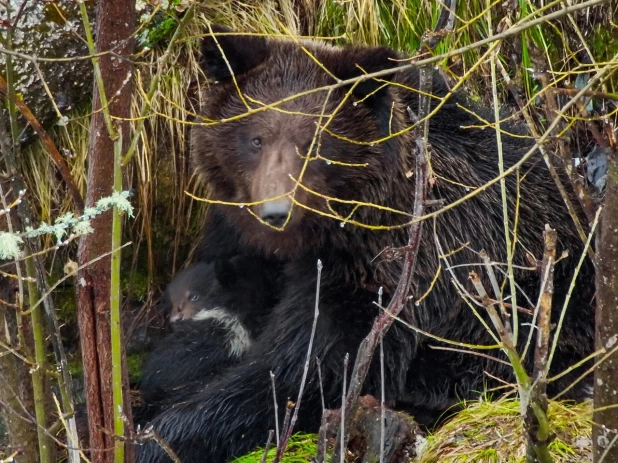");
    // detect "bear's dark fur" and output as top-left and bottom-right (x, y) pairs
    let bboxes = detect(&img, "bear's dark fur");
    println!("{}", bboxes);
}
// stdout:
(138, 255), (282, 411)
(136, 26), (595, 462)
